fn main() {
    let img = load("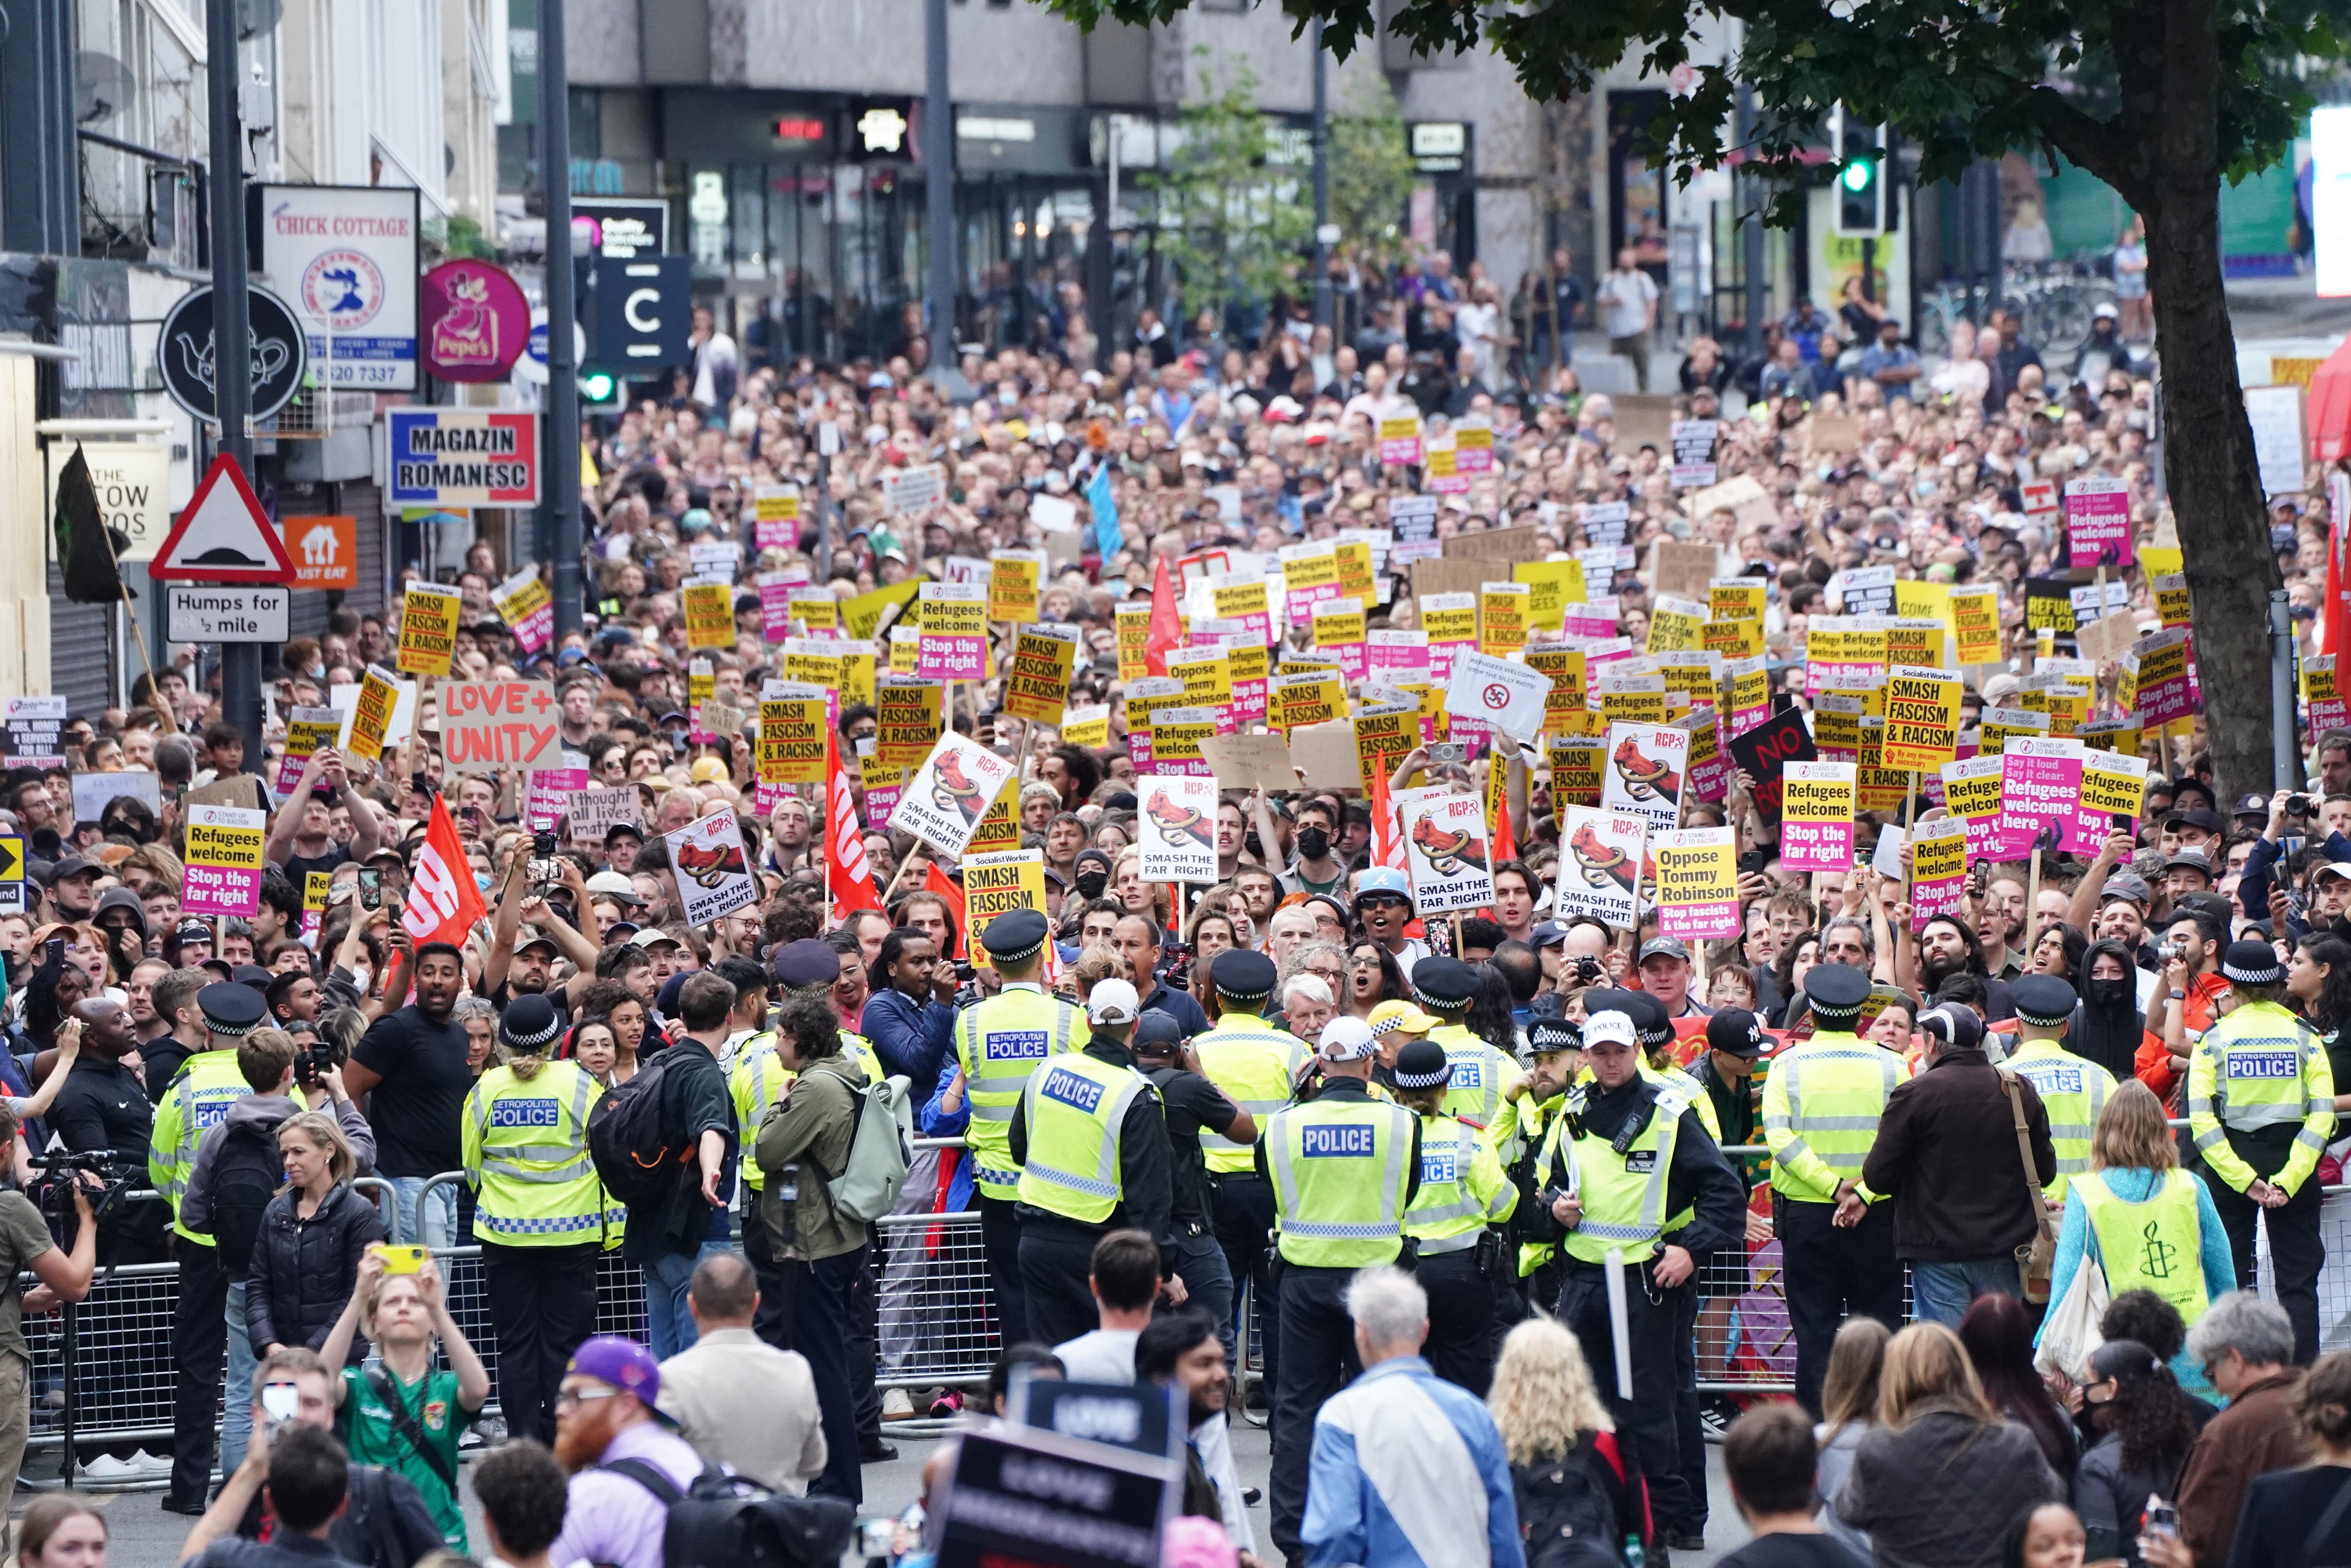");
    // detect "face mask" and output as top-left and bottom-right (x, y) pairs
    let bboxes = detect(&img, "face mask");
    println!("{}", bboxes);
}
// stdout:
(2087, 977), (2132, 1011)
(1296, 827), (1331, 860)
(1075, 869), (1108, 899)
(476, 872), (494, 890)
